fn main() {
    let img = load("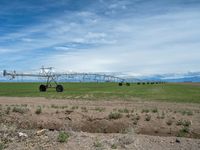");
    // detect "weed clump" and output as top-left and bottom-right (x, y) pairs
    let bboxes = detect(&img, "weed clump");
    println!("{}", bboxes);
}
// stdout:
(157, 111), (165, 119)
(61, 105), (68, 109)
(71, 106), (78, 110)
(57, 131), (69, 143)
(21, 104), (28, 107)
(132, 114), (140, 125)
(152, 108), (158, 113)
(0, 143), (5, 150)
(132, 113), (140, 121)
(142, 109), (149, 113)
(93, 140), (102, 148)
(111, 144), (117, 149)
(181, 110), (193, 116)
(186, 111), (193, 116)
(109, 112), (122, 119)
(176, 120), (182, 126)
(95, 107), (105, 112)
(177, 127), (190, 137)
(118, 108), (129, 113)
(145, 114), (151, 121)
(51, 104), (59, 109)
(5, 106), (11, 114)
(183, 120), (191, 127)
(176, 120), (191, 127)
(35, 106), (42, 114)
(12, 107), (28, 114)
